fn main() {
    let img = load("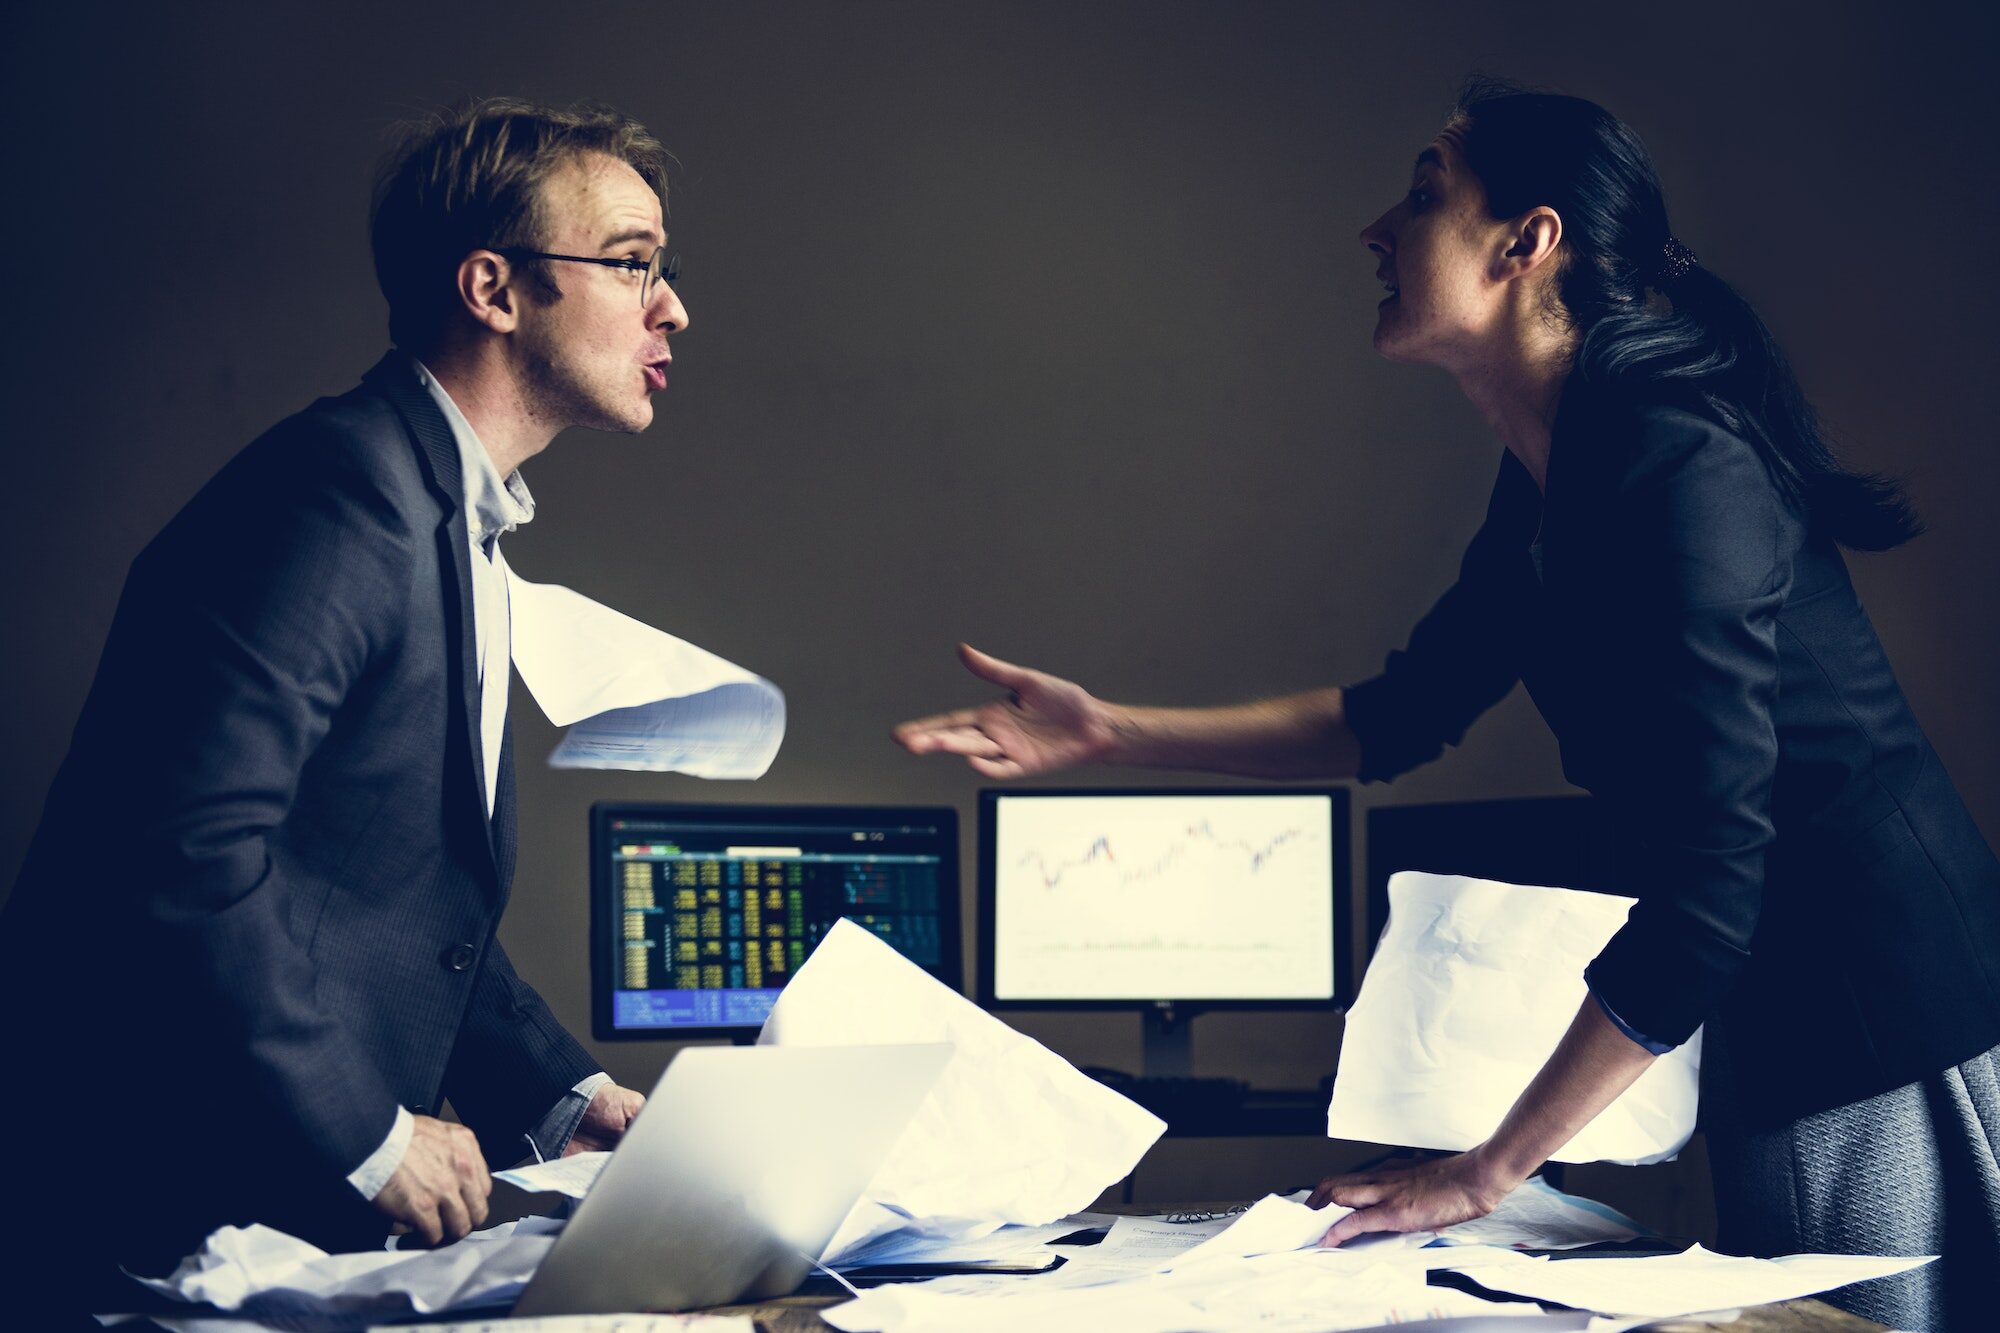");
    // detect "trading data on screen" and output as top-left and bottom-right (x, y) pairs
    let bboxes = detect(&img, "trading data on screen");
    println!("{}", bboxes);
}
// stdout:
(608, 816), (948, 1032)
(991, 793), (1335, 1001)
